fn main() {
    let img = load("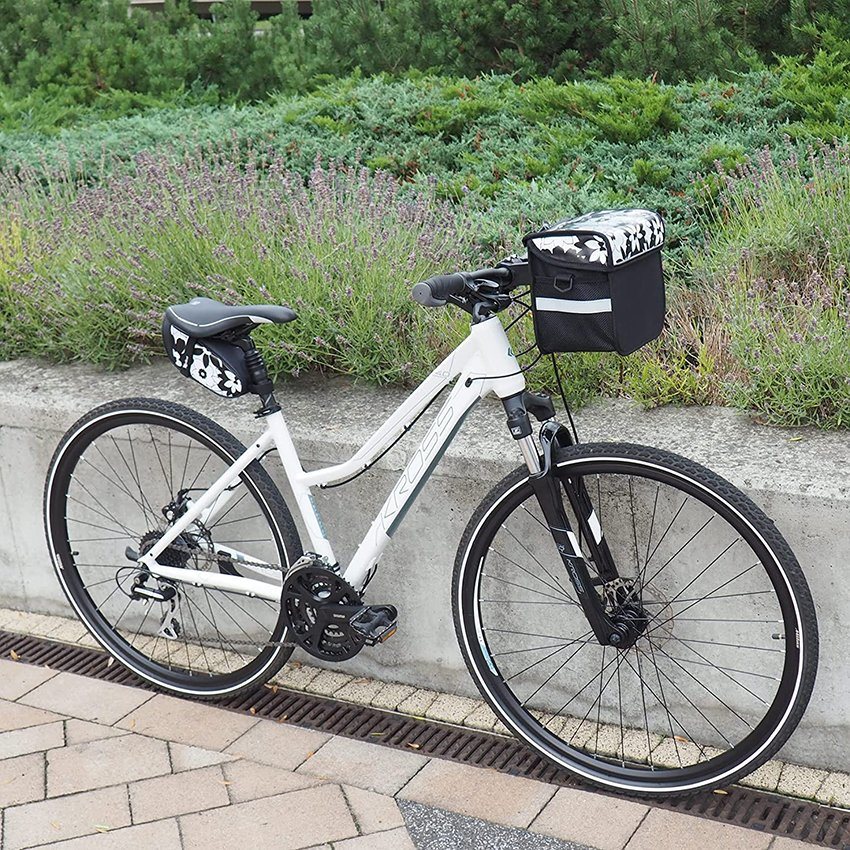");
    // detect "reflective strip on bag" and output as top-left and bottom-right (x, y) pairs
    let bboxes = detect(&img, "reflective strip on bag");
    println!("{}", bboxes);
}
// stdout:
(534, 297), (612, 314)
